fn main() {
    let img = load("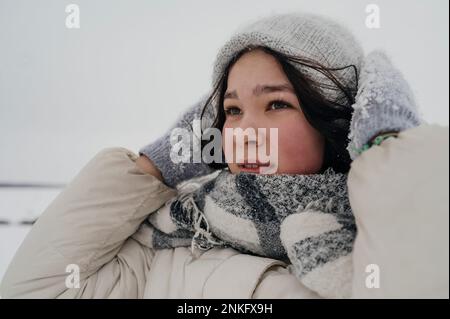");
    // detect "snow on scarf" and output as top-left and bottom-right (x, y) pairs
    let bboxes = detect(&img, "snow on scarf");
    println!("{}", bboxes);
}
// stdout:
(134, 167), (356, 298)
